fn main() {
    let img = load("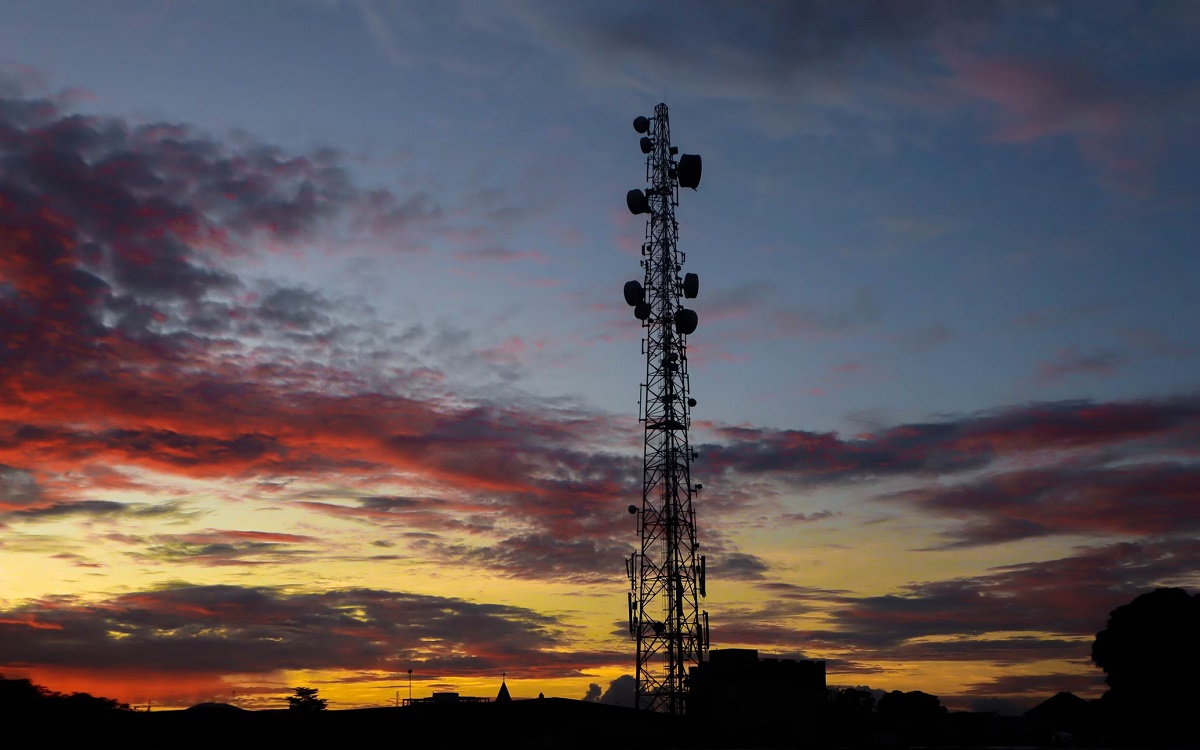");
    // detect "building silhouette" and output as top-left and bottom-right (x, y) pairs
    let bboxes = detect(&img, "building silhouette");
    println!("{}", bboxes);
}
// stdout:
(688, 648), (826, 737)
